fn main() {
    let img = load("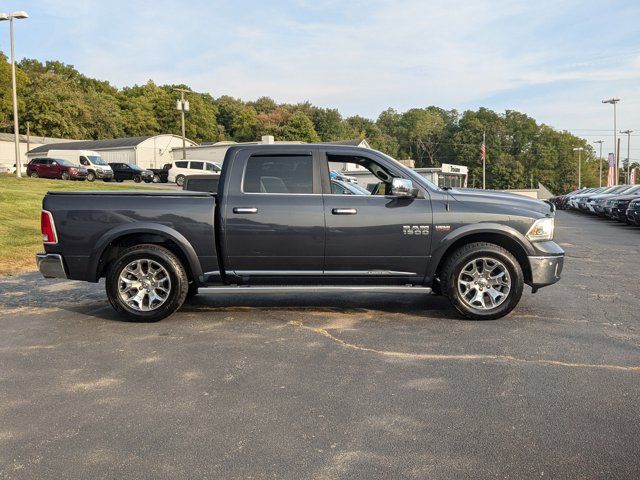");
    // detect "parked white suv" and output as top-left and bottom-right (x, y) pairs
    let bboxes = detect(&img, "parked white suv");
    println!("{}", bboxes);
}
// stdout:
(168, 160), (222, 186)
